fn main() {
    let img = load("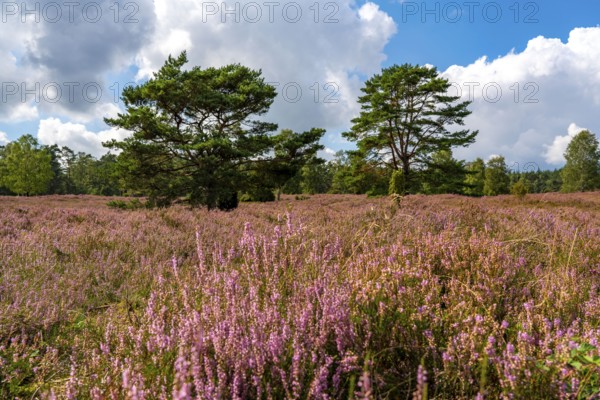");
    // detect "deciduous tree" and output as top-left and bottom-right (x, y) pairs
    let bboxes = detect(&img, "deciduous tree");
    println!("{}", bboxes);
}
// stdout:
(483, 155), (510, 196)
(0, 135), (54, 195)
(464, 157), (486, 196)
(560, 130), (600, 193)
